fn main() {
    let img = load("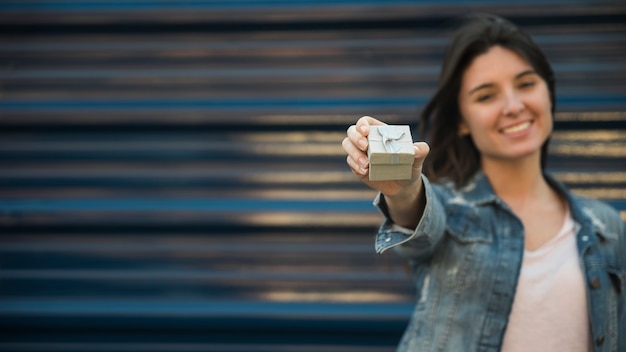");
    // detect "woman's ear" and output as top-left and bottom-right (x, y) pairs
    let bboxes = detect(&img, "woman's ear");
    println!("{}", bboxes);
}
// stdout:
(458, 119), (470, 136)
